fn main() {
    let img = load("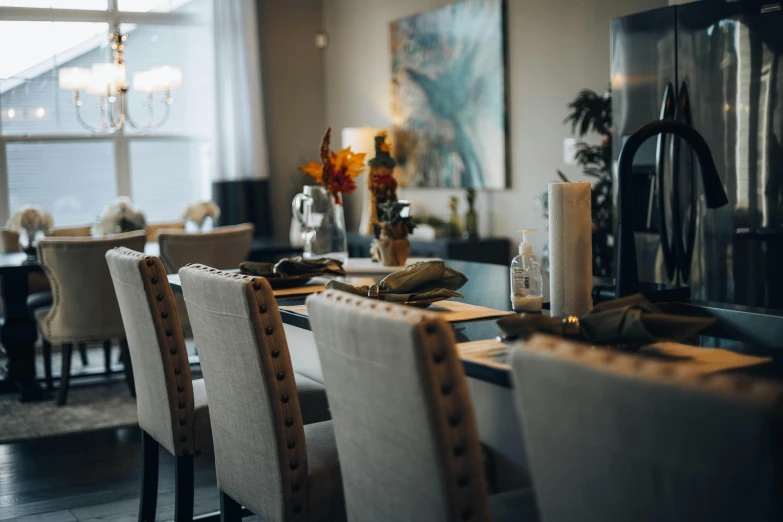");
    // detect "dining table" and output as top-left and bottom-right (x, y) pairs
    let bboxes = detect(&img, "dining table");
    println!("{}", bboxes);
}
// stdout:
(167, 259), (783, 490)
(0, 237), (301, 402)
